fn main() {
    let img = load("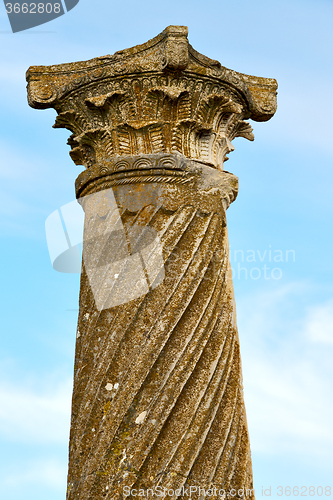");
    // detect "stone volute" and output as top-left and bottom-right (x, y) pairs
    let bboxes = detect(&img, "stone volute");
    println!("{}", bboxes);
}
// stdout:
(27, 26), (277, 500)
